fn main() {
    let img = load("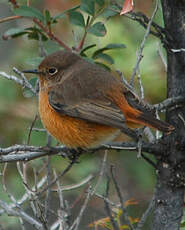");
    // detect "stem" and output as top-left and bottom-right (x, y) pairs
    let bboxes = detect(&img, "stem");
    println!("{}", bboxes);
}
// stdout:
(33, 19), (71, 51)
